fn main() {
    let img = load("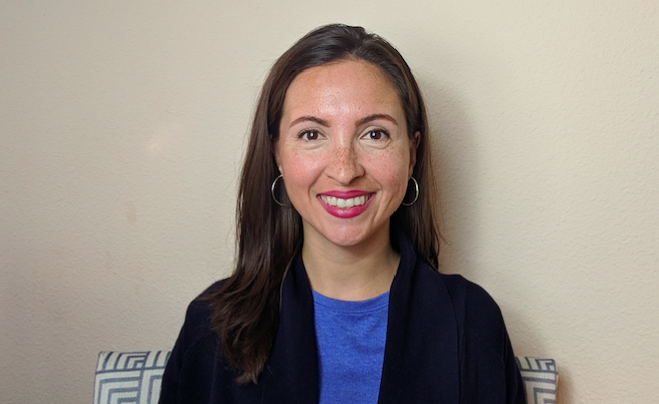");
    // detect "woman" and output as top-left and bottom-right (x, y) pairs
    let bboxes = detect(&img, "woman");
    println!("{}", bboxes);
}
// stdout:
(159, 24), (525, 404)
